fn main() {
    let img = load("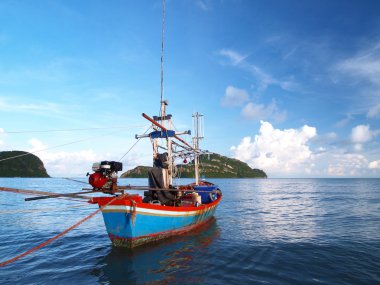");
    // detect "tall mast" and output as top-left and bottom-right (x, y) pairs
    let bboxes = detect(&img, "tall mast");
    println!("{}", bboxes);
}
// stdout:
(137, 0), (193, 188)
(160, 0), (166, 118)
(160, 101), (173, 186)
(158, 0), (173, 186)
